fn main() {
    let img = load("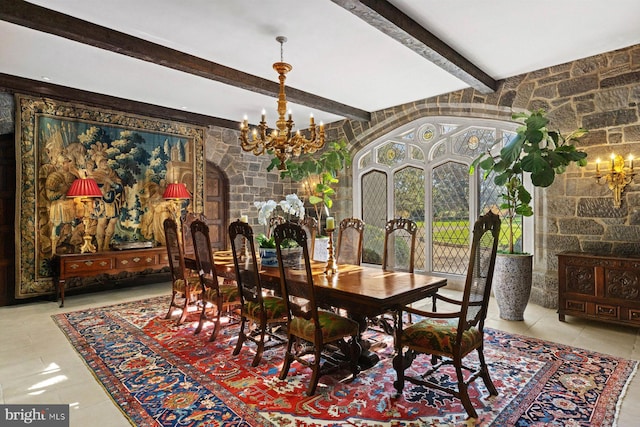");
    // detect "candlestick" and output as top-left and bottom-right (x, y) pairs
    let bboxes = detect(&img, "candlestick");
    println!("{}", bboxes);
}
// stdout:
(326, 216), (335, 230)
(629, 155), (634, 171)
(324, 227), (337, 275)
